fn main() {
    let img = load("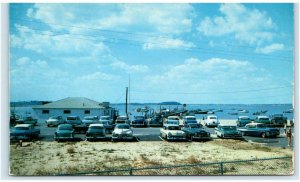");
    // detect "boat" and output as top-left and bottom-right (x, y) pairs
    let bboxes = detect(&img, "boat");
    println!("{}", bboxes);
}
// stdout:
(238, 109), (249, 113)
